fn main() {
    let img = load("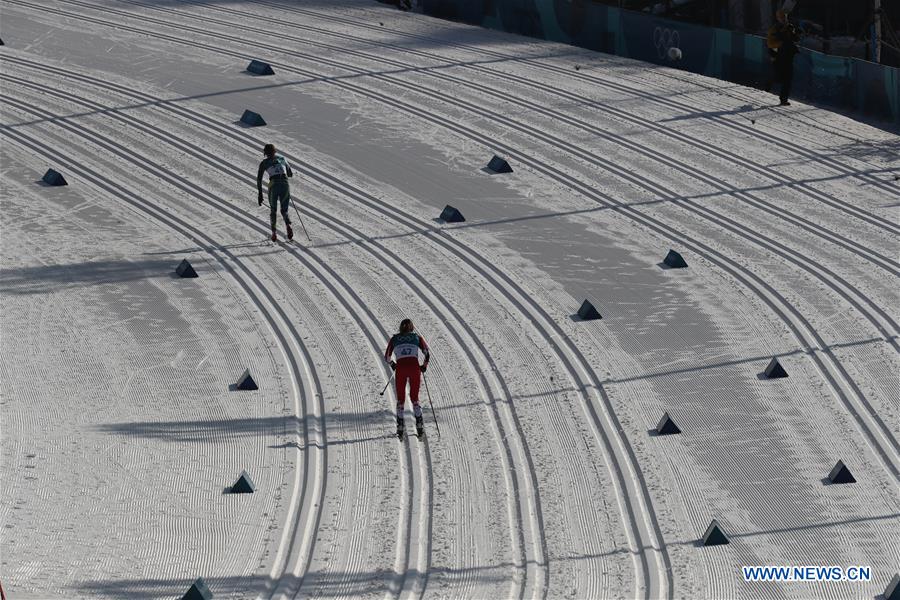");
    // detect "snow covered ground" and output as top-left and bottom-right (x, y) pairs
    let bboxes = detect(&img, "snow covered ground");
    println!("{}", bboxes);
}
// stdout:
(1, 1), (898, 599)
